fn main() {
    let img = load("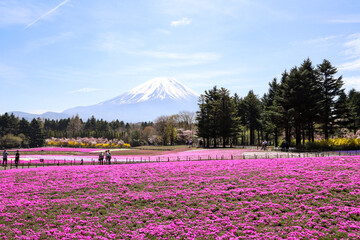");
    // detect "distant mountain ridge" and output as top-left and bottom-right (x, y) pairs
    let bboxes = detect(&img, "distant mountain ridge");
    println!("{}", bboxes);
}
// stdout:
(11, 77), (199, 122)
(64, 77), (199, 122)
(9, 111), (70, 121)
(99, 77), (198, 105)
